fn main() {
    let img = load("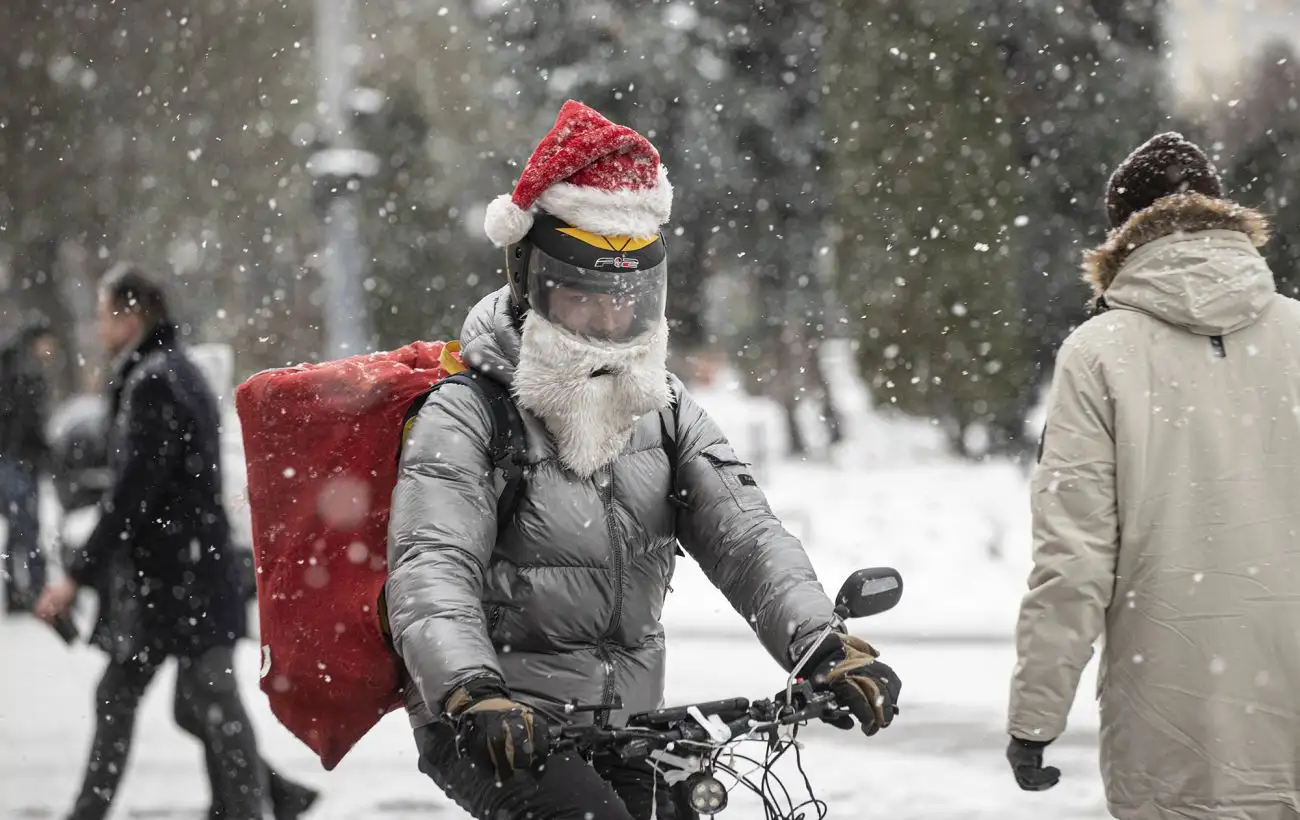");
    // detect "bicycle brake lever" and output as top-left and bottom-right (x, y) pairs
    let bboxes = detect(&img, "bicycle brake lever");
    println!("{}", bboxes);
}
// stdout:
(774, 679), (818, 712)
(687, 705), (733, 743)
